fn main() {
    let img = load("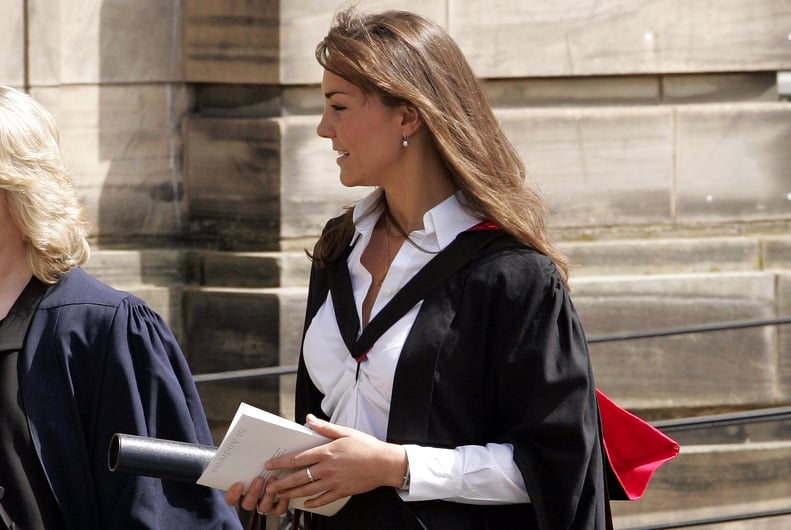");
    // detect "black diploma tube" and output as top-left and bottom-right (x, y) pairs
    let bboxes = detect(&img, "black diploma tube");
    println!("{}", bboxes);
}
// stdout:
(108, 433), (217, 483)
